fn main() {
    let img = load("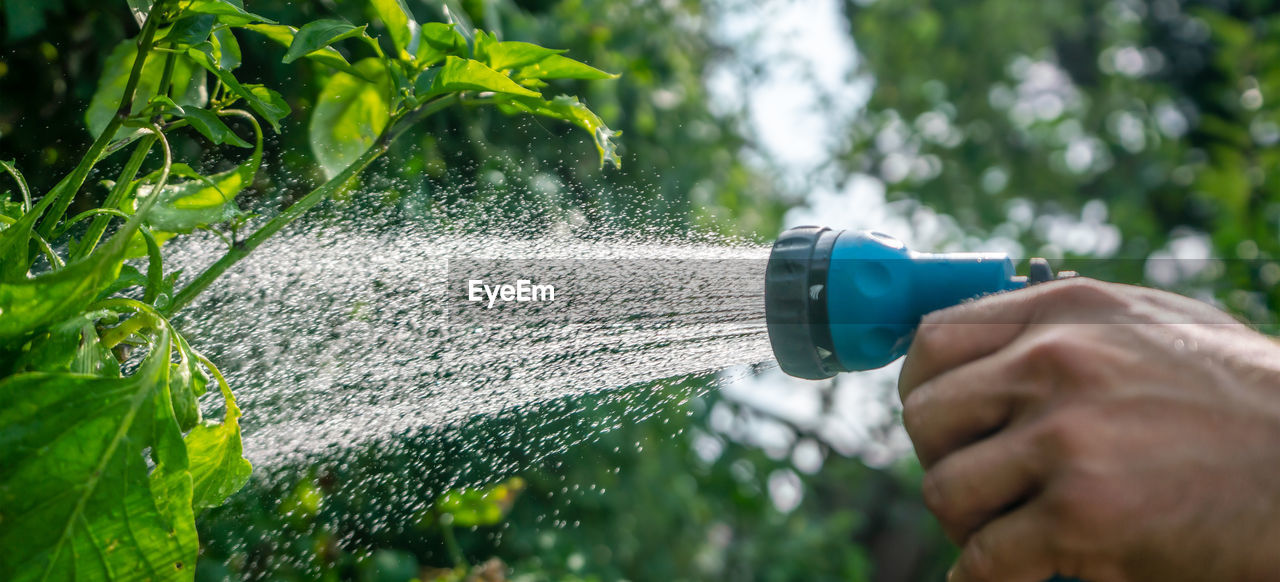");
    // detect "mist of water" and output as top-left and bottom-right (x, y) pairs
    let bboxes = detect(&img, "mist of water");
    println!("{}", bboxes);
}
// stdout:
(170, 221), (776, 468)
